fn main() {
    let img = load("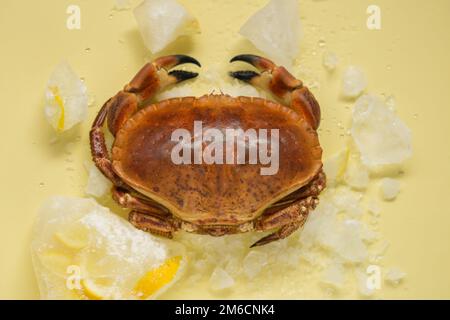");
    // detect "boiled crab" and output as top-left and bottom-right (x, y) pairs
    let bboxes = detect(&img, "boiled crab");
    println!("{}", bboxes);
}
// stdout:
(90, 54), (325, 247)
